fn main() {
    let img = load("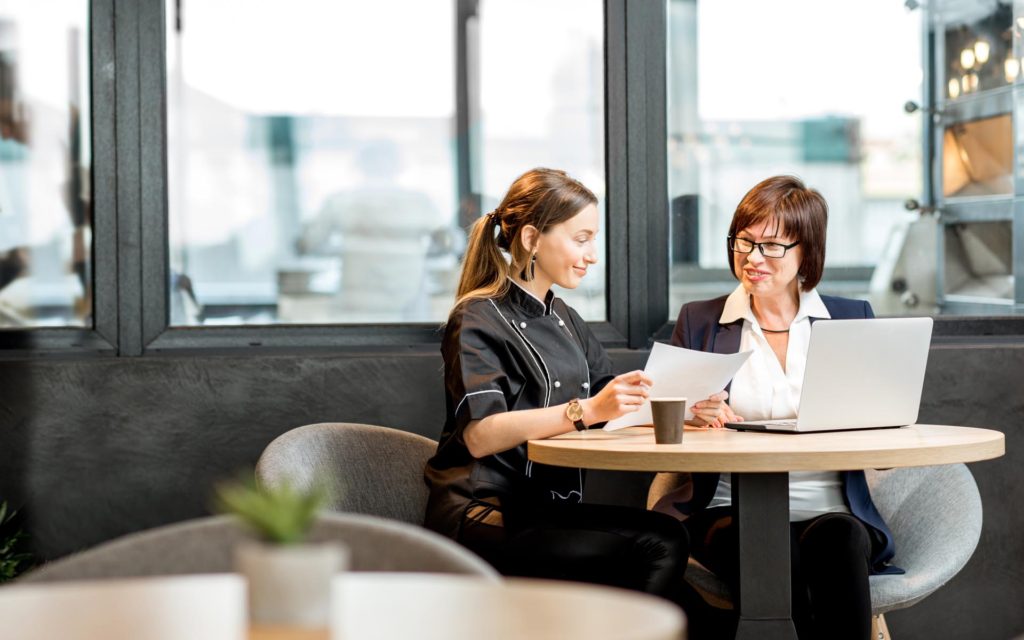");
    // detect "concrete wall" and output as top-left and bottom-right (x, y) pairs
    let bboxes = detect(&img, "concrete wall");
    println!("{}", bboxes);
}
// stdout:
(0, 342), (1019, 638)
